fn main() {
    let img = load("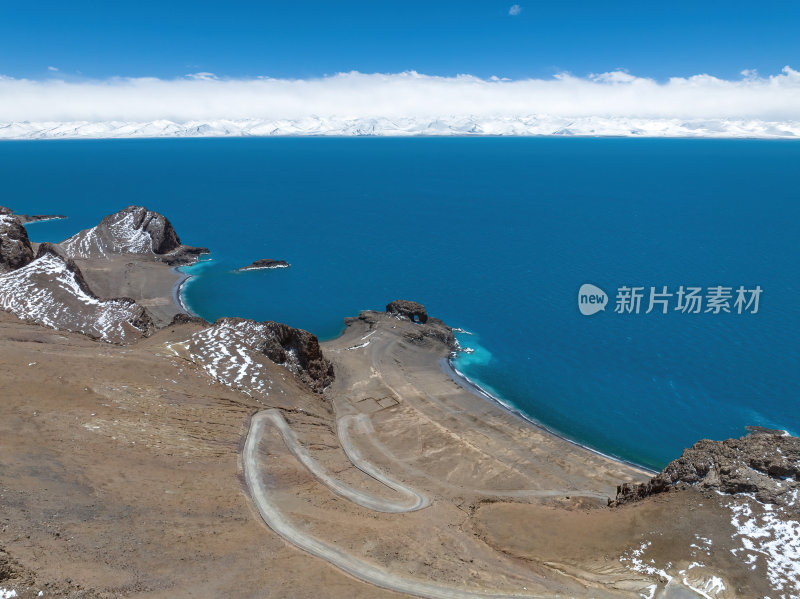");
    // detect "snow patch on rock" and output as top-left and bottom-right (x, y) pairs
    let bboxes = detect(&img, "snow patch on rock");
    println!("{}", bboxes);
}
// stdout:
(0, 252), (152, 343)
(178, 320), (277, 398)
